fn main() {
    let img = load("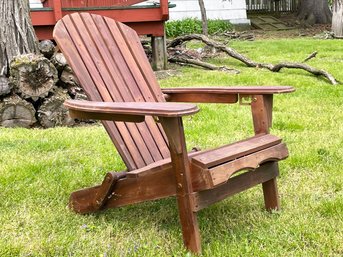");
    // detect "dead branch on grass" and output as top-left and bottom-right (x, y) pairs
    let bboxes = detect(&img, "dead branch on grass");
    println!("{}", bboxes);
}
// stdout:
(168, 34), (339, 85)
